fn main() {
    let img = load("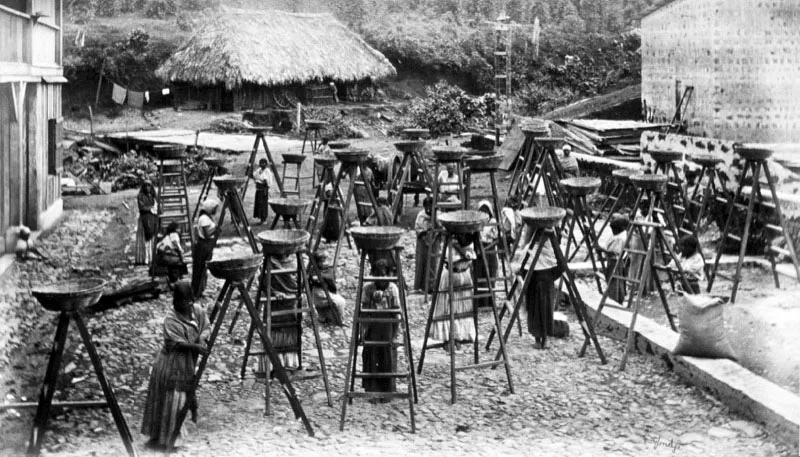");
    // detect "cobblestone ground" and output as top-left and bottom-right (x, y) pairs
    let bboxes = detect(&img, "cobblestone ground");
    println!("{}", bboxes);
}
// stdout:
(0, 211), (794, 457)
